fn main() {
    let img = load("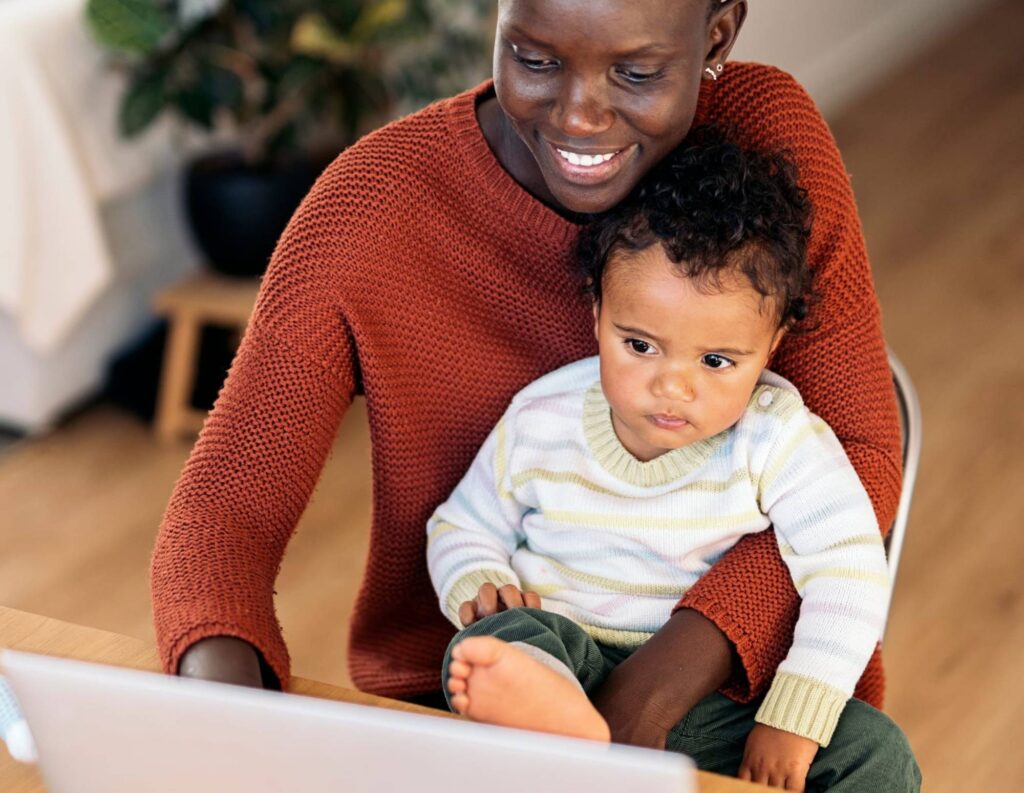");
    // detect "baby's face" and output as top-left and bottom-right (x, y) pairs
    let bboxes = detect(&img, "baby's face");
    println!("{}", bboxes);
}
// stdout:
(594, 247), (784, 462)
